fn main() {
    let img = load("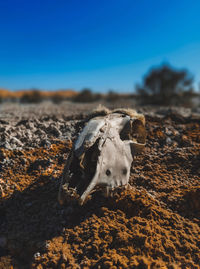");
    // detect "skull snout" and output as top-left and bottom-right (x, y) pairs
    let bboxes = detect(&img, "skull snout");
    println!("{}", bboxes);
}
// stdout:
(103, 166), (130, 188)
